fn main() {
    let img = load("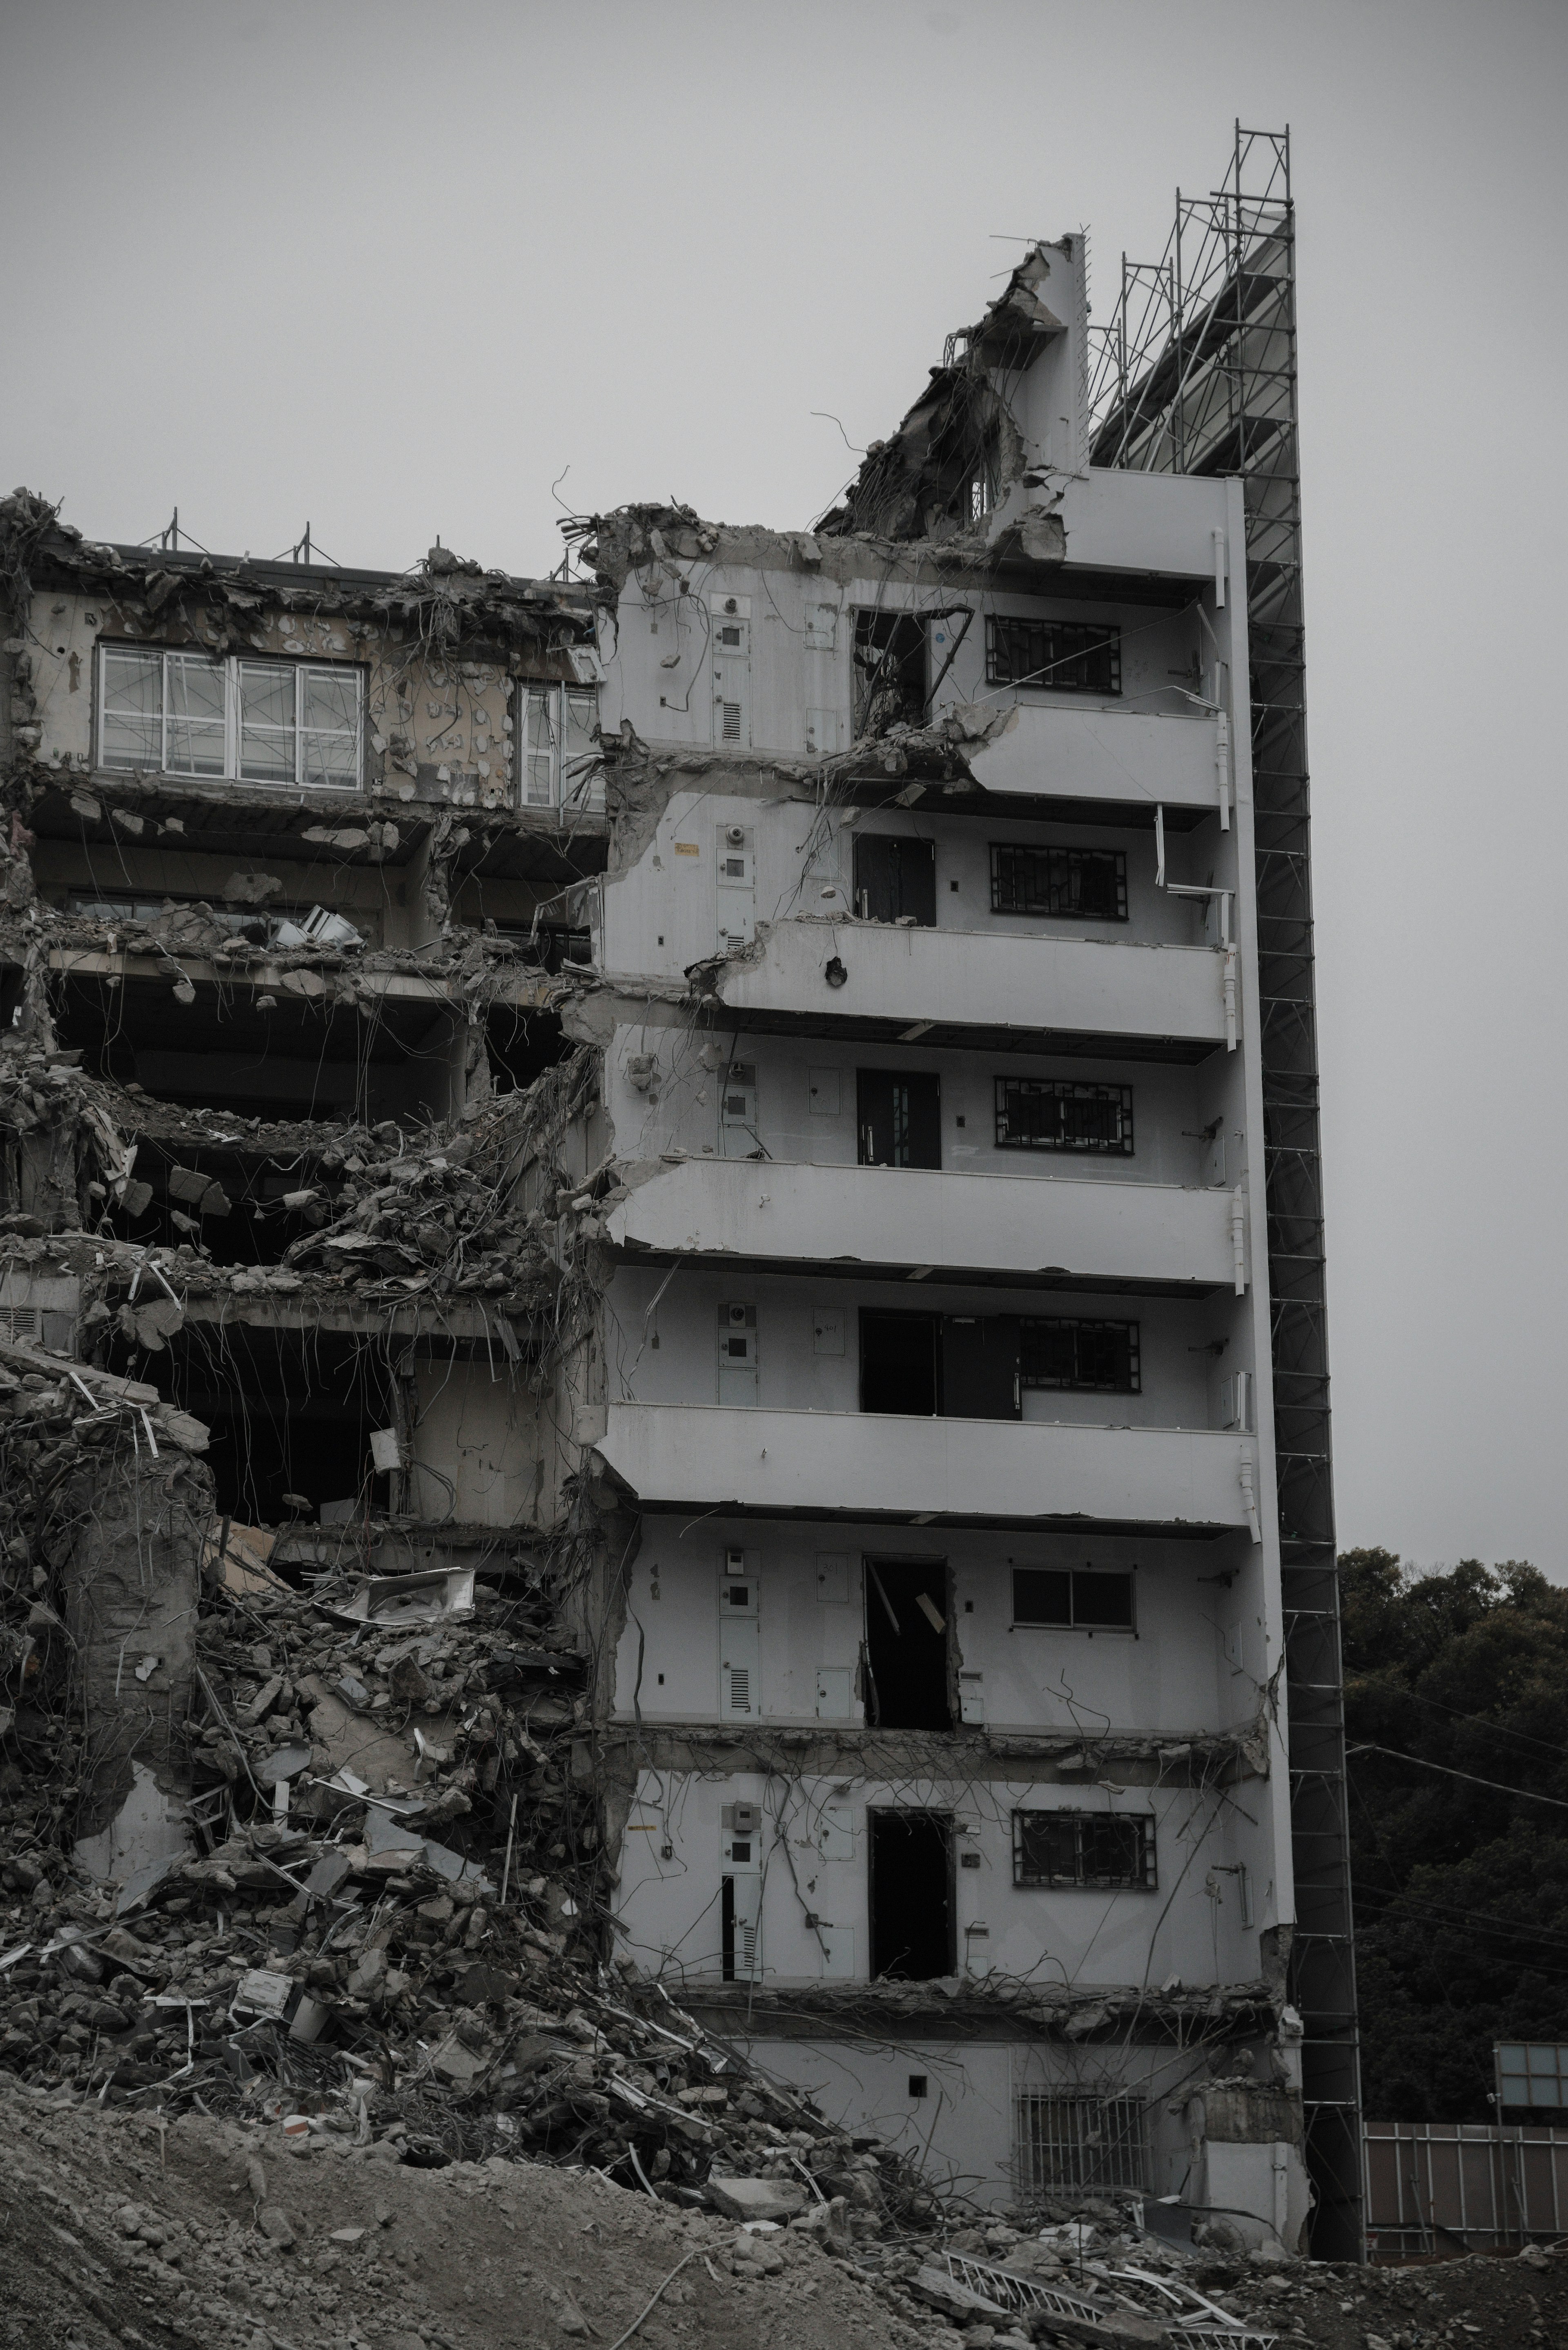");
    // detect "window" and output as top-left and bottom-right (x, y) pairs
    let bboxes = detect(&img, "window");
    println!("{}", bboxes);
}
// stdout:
(1497, 2043), (1568, 2113)
(985, 615), (1121, 696)
(1016, 2095), (1147, 2194)
(1020, 1317), (1139, 1395)
(996, 1077), (1133, 1156)
(521, 683), (602, 812)
(991, 845), (1127, 922)
(98, 647), (362, 788)
(1012, 1810), (1156, 1891)
(1012, 1567), (1135, 1631)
